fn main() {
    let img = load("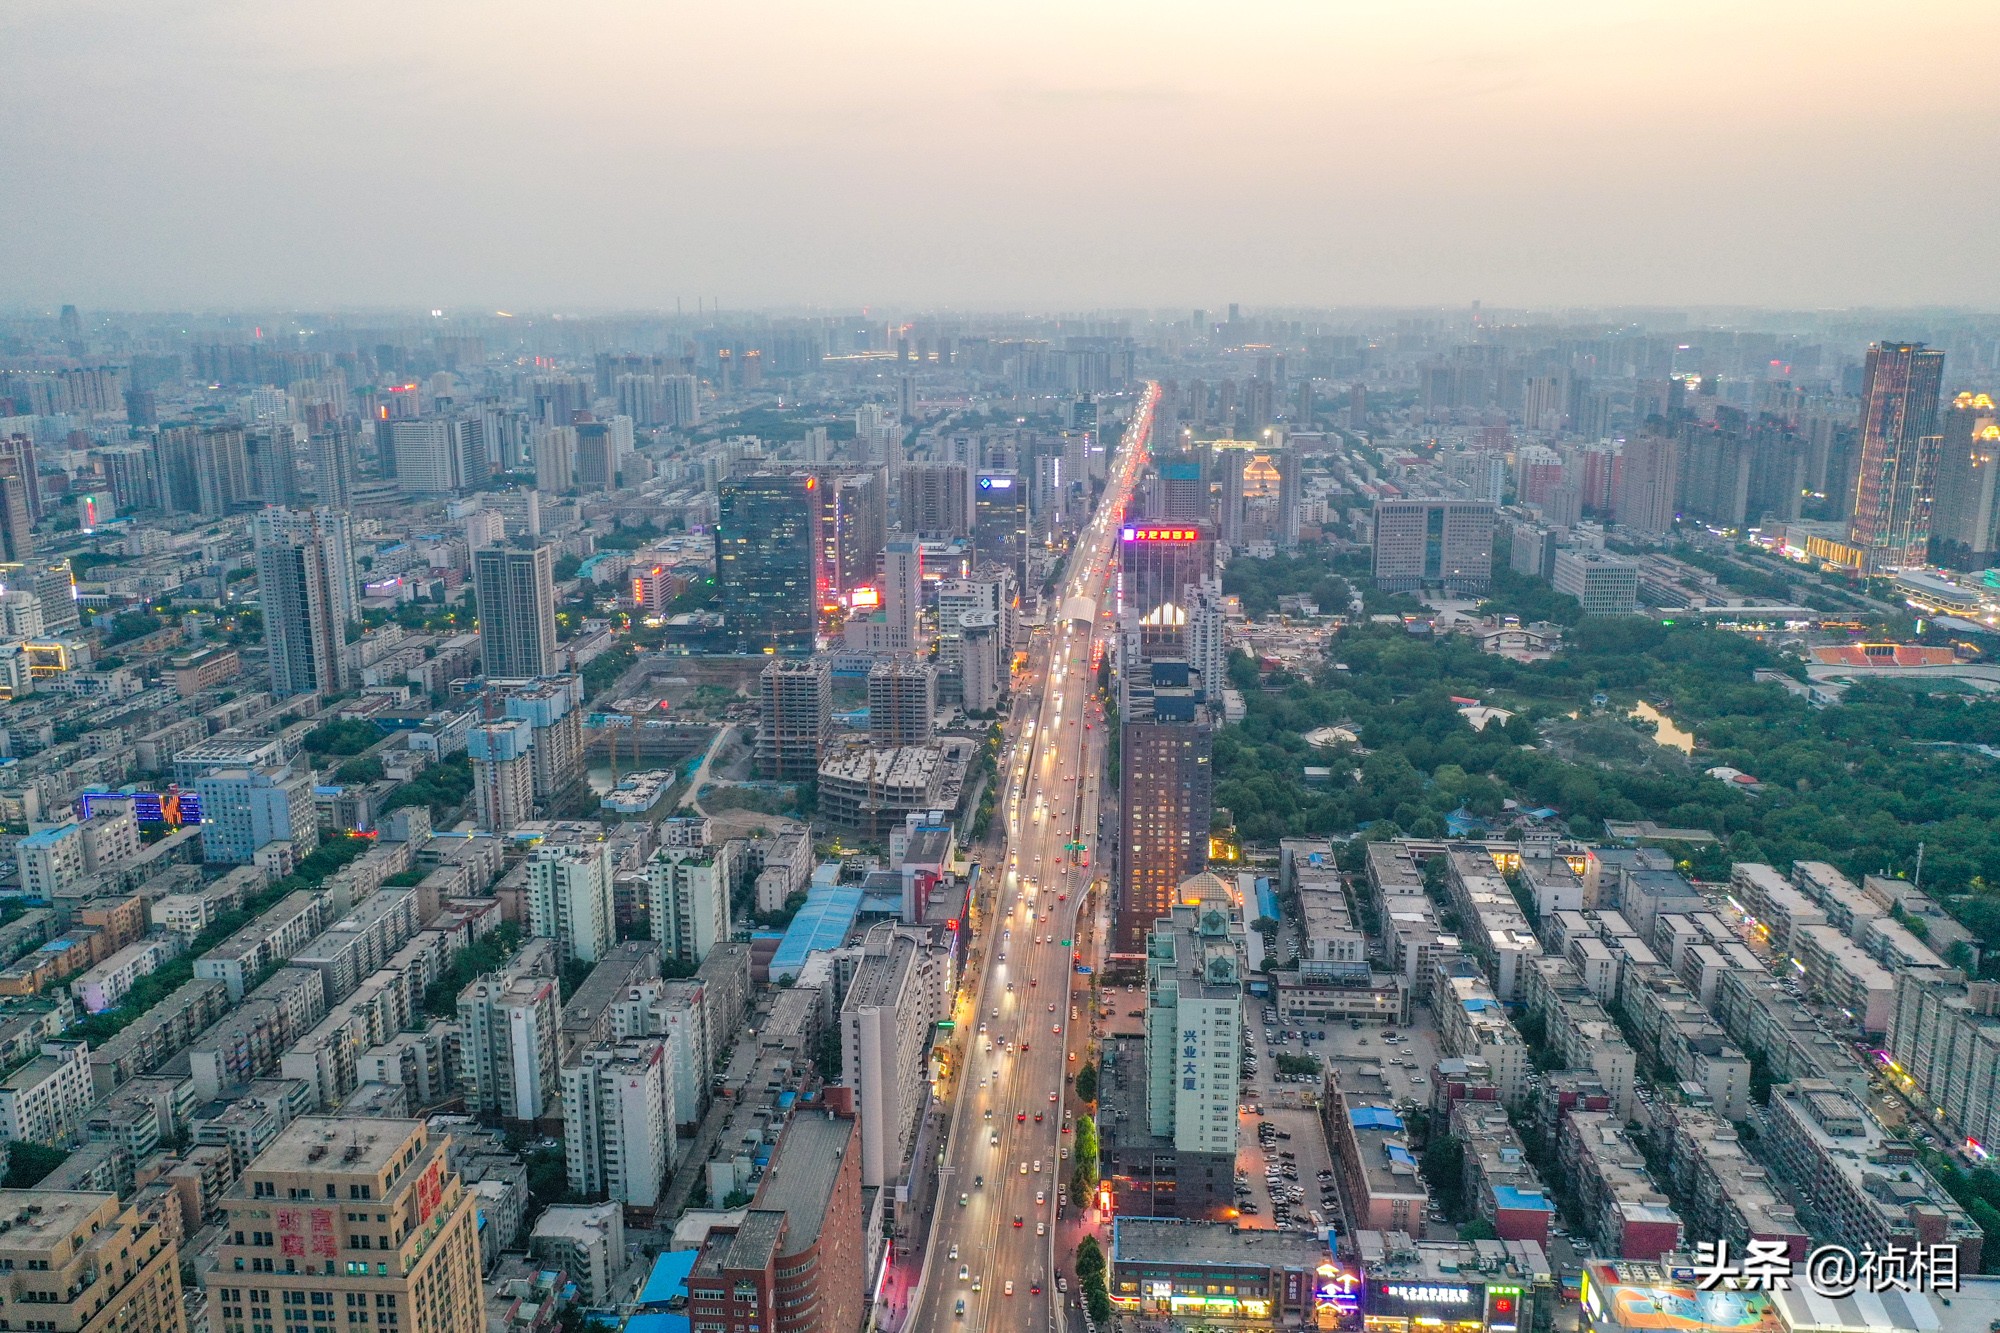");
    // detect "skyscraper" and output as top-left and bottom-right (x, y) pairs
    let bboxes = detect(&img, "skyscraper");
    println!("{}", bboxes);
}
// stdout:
(1848, 341), (1947, 570)
(213, 1117), (484, 1333)
(310, 423), (358, 509)
(473, 543), (558, 680)
(1115, 659), (1214, 957)
(973, 472), (1028, 586)
(898, 462), (970, 537)
(1214, 449), (1246, 548)
(717, 470), (821, 653)
(254, 507), (356, 698)
(0, 456), (33, 563)
(648, 841), (742, 968)
(1144, 902), (1243, 1160)
(1933, 392), (2000, 568)
(468, 719), (536, 833)
(1275, 444), (1302, 548)
(245, 423), (301, 505)
(1118, 521), (1216, 661)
